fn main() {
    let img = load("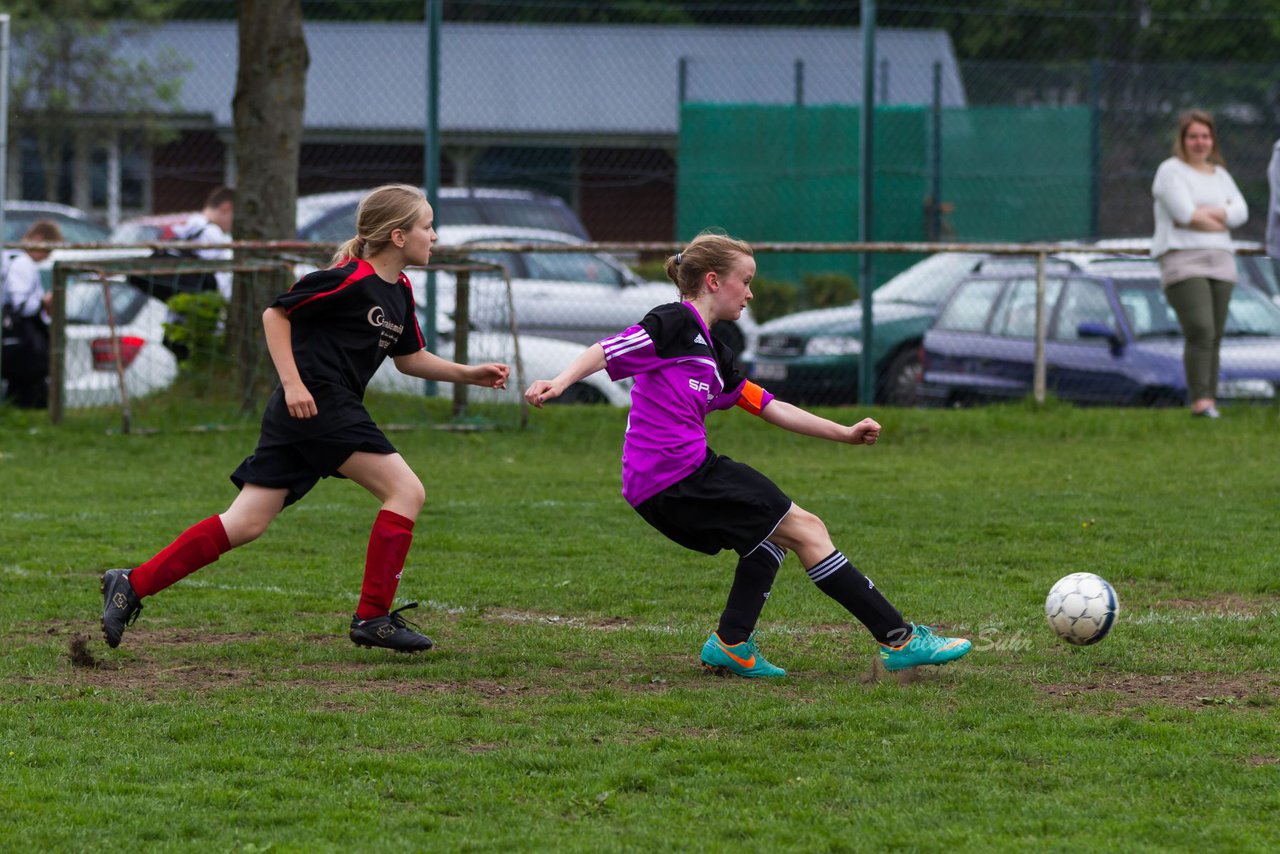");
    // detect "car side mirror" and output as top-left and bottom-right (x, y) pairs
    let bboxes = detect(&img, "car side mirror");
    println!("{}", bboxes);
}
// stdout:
(1077, 321), (1123, 354)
